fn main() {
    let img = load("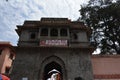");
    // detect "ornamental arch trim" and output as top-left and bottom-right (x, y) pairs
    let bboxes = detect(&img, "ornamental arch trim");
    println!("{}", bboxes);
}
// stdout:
(39, 55), (67, 80)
